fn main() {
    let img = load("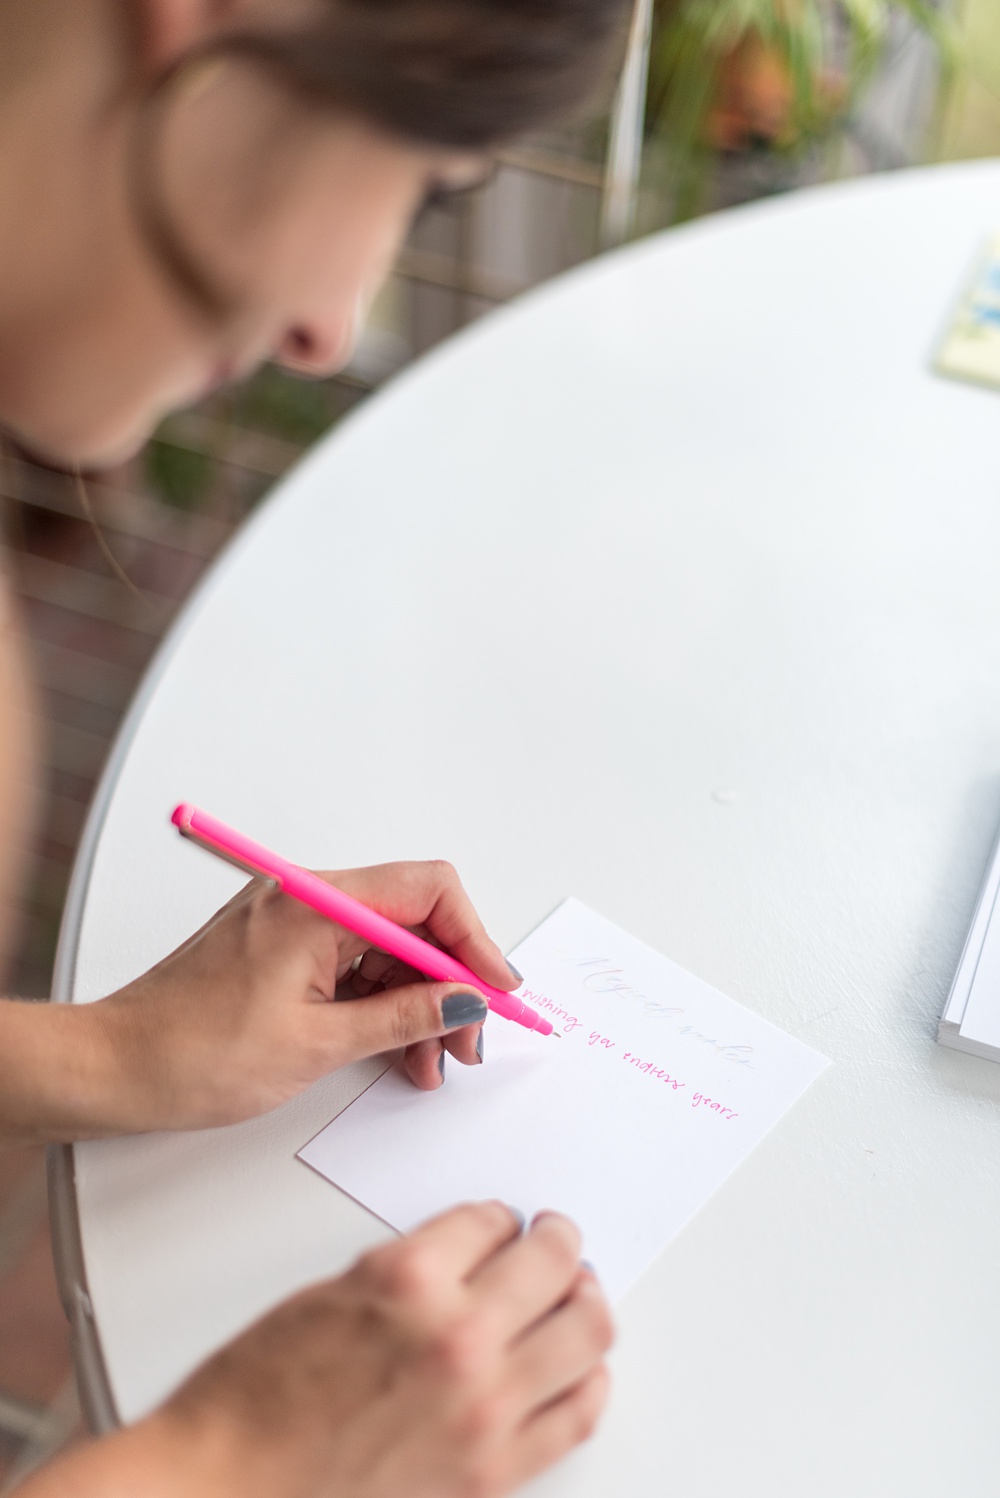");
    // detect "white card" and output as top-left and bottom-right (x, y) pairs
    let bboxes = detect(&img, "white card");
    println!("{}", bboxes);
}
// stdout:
(940, 823), (1000, 1035)
(299, 899), (829, 1301)
(957, 879), (1000, 1053)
